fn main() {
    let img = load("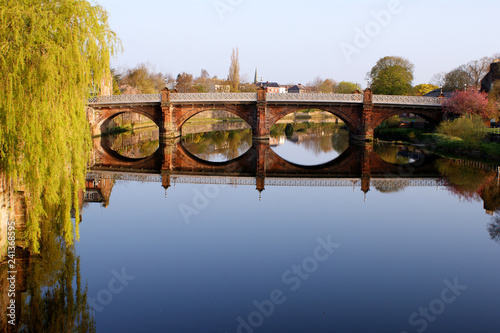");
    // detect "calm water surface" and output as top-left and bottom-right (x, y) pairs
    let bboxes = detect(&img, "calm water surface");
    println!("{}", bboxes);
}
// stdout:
(78, 125), (500, 333)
